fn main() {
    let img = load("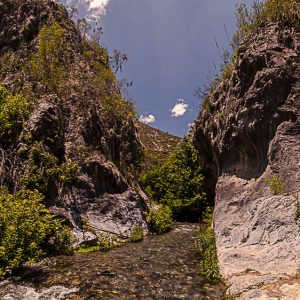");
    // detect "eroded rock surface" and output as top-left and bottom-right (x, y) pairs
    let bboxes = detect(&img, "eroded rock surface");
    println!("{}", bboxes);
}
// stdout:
(0, 0), (149, 241)
(193, 24), (300, 298)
